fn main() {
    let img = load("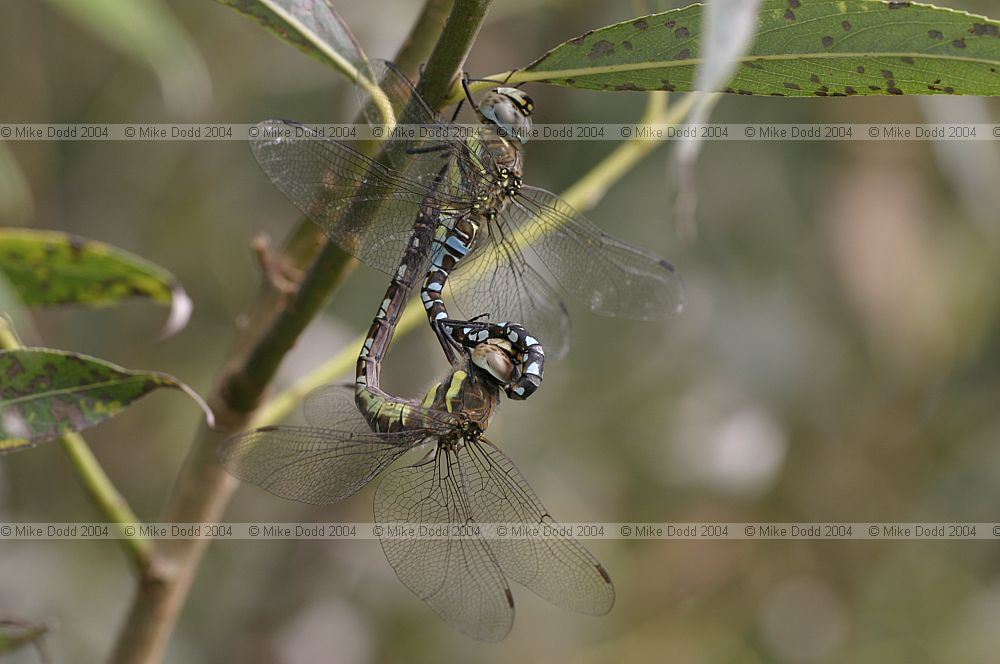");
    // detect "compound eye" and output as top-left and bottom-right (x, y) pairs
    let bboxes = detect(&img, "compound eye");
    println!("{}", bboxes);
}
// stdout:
(471, 342), (516, 385)
(492, 101), (522, 126)
(495, 87), (534, 116)
(480, 91), (533, 144)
